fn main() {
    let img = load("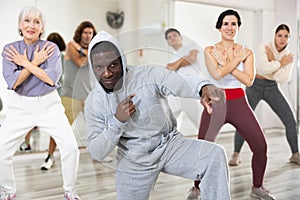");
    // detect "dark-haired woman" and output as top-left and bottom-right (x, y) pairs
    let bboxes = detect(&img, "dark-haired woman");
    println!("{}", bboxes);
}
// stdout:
(229, 24), (298, 168)
(187, 9), (276, 200)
